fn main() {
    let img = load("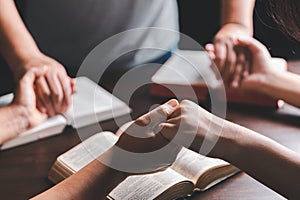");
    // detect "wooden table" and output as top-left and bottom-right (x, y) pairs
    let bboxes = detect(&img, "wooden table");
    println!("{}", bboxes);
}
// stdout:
(1, 61), (300, 200)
